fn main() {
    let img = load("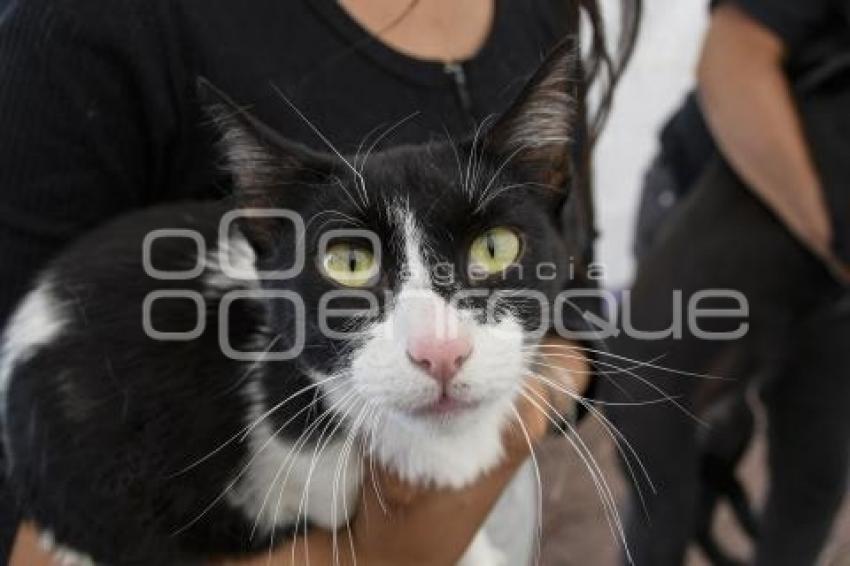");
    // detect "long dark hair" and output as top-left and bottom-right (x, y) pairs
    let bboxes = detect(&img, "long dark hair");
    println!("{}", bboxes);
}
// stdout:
(578, 0), (642, 143)
(556, 0), (642, 268)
